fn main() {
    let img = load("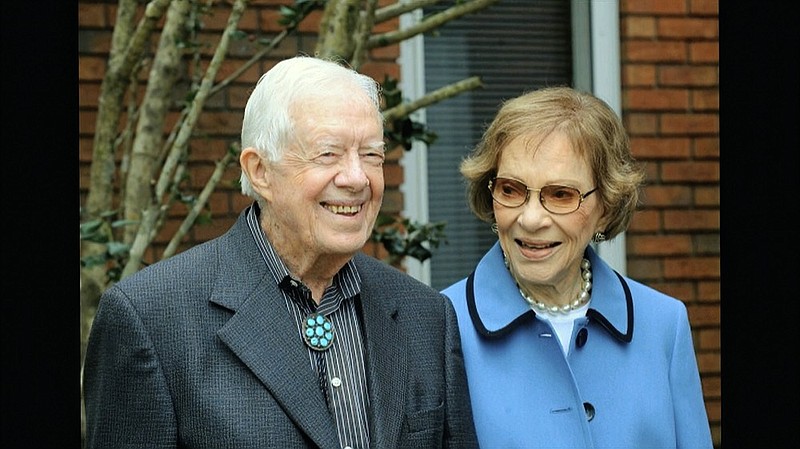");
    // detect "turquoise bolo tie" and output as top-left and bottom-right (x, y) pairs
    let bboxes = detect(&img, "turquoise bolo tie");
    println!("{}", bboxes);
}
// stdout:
(302, 313), (335, 351)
